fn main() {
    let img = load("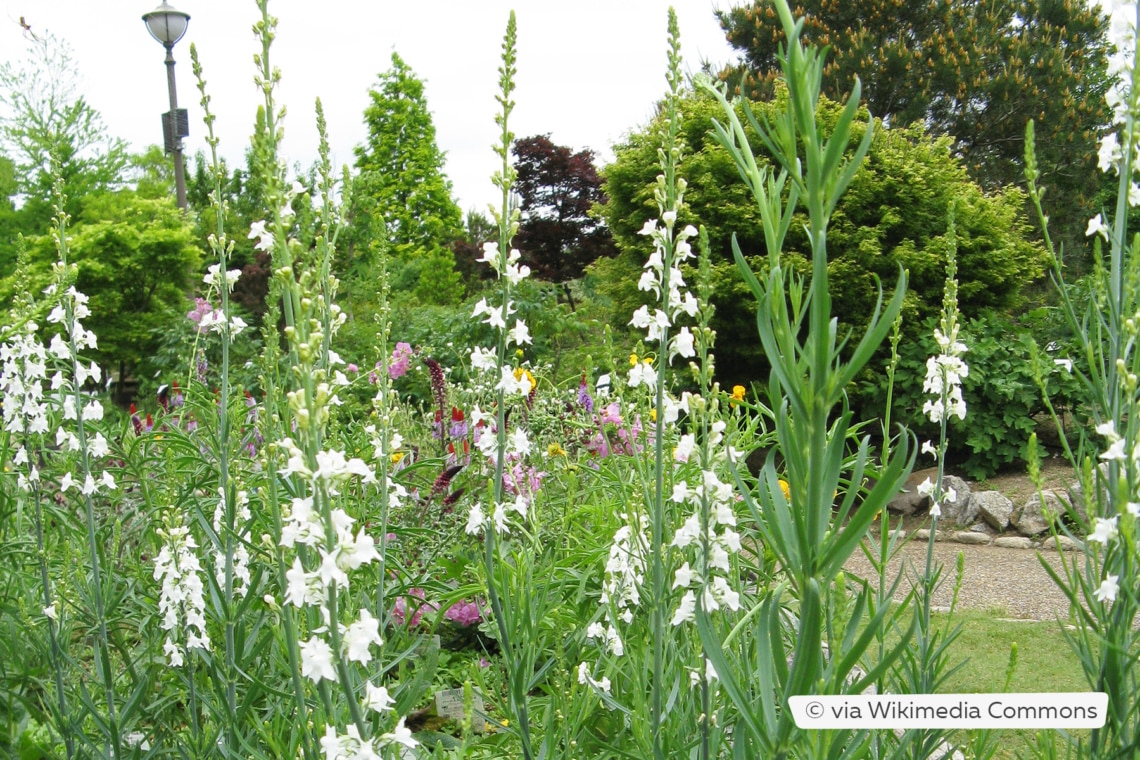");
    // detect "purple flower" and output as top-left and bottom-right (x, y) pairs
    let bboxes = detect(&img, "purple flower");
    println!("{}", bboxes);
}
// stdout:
(449, 407), (468, 439)
(346, 363), (359, 373)
(577, 374), (594, 413)
(388, 342), (414, 380)
(504, 463), (545, 500)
